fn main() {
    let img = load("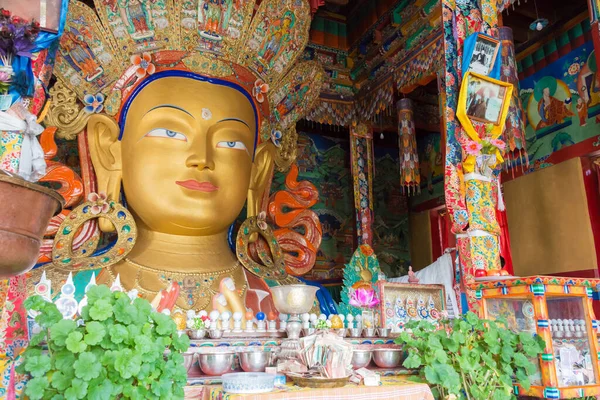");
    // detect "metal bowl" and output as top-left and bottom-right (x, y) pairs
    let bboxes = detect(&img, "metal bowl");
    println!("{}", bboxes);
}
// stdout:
(372, 349), (403, 368)
(363, 328), (376, 337)
(378, 328), (390, 338)
(351, 349), (372, 369)
(209, 329), (223, 339)
(188, 329), (206, 340)
(238, 349), (272, 372)
(197, 352), (234, 376)
(348, 328), (361, 338)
